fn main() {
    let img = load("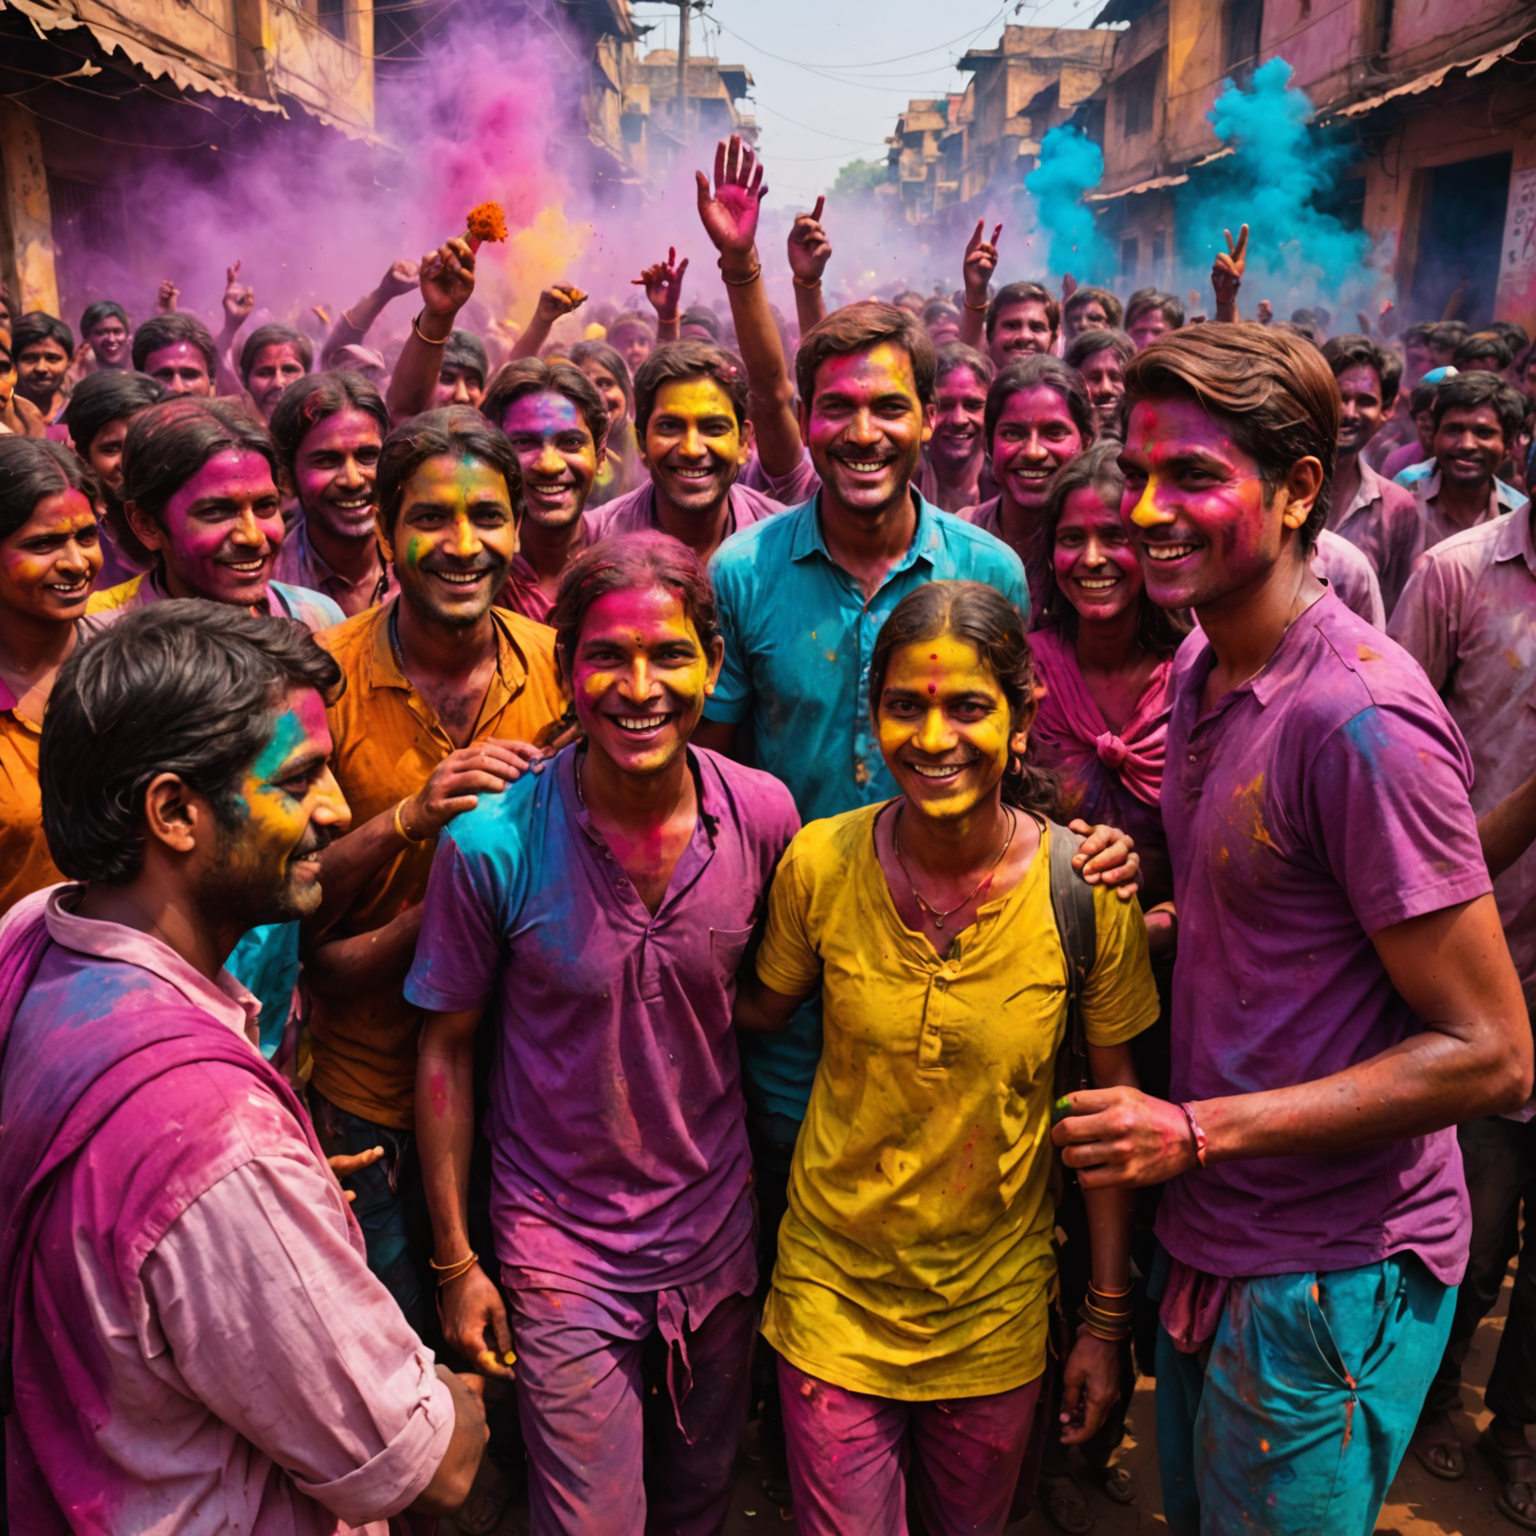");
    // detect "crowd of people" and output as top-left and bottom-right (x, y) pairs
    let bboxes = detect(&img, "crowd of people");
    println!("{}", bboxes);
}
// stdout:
(0, 130), (1534, 1536)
